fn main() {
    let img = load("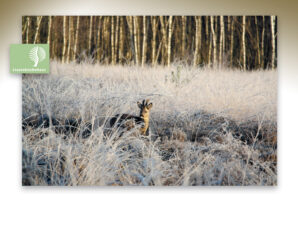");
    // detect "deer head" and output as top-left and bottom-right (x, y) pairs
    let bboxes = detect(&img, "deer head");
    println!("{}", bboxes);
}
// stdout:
(137, 99), (153, 119)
